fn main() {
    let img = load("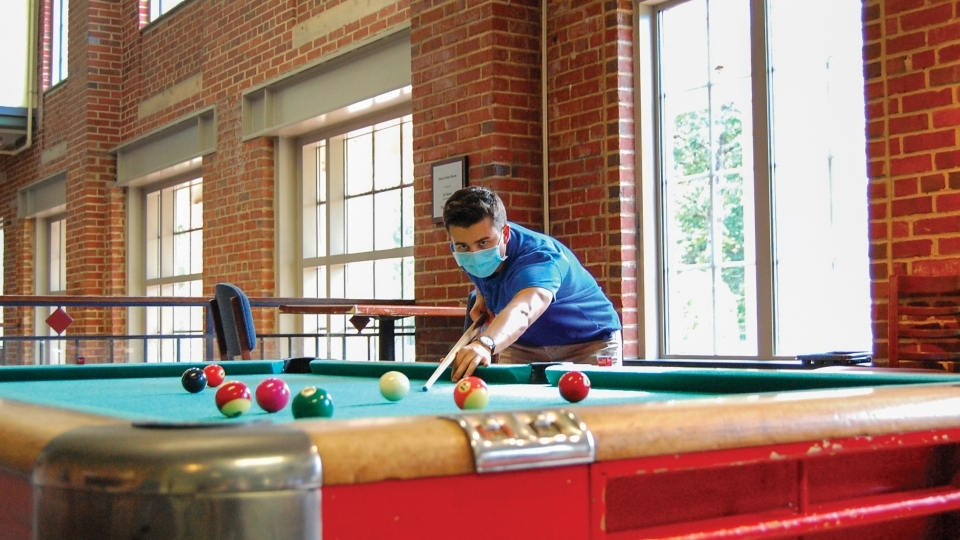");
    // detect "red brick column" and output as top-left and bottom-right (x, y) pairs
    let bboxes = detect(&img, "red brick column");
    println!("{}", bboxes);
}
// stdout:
(547, 0), (637, 356)
(62, 0), (124, 344)
(411, 0), (545, 358)
(866, 0), (960, 362)
(411, 0), (638, 359)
